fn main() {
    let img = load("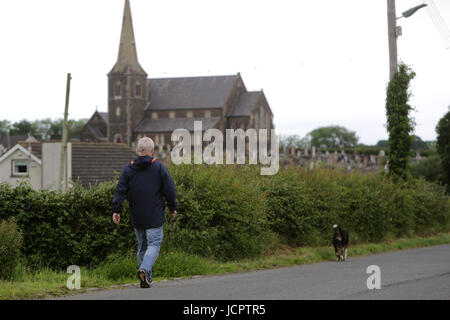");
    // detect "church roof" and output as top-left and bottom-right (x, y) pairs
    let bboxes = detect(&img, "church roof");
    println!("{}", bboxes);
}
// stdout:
(146, 75), (238, 110)
(98, 112), (108, 122)
(134, 117), (221, 133)
(227, 91), (262, 117)
(86, 124), (107, 140)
